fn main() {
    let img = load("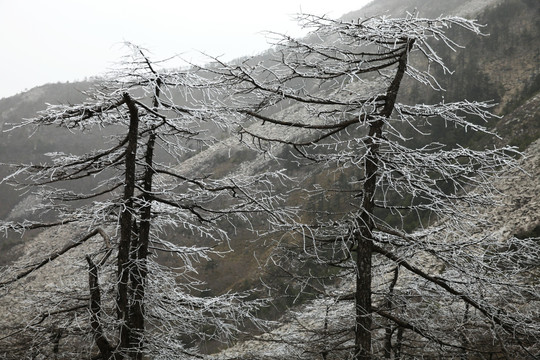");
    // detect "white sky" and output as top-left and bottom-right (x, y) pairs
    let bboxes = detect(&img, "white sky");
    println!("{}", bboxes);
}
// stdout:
(0, 0), (372, 99)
